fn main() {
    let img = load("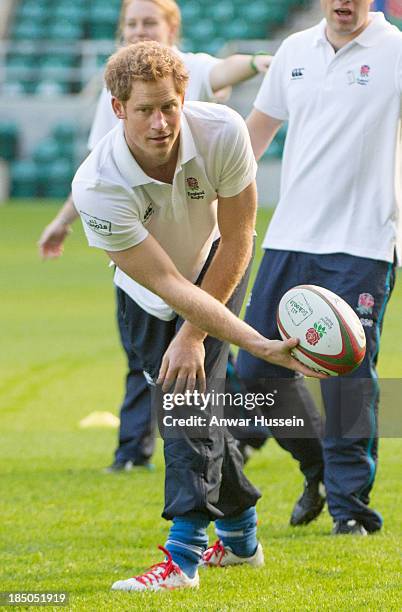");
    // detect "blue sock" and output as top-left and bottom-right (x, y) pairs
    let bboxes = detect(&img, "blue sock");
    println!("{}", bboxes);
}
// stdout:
(215, 507), (258, 558)
(165, 513), (209, 578)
